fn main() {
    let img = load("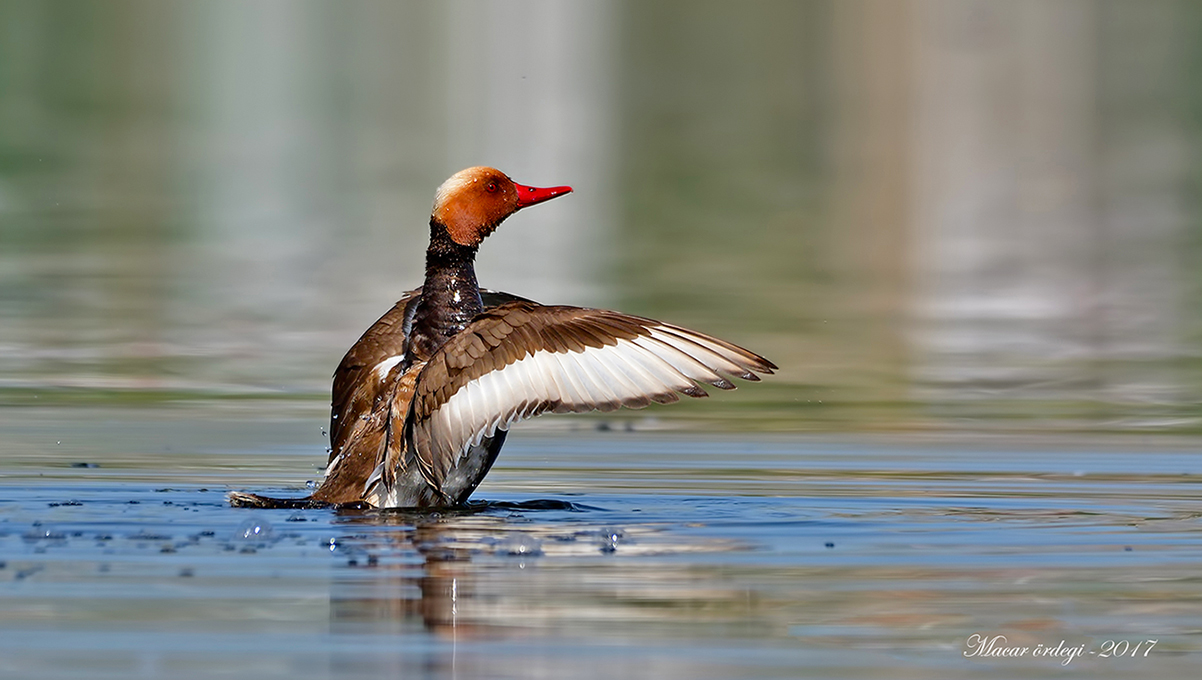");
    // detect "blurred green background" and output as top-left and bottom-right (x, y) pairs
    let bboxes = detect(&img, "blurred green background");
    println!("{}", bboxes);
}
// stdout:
(2, 0), (1201, 433)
